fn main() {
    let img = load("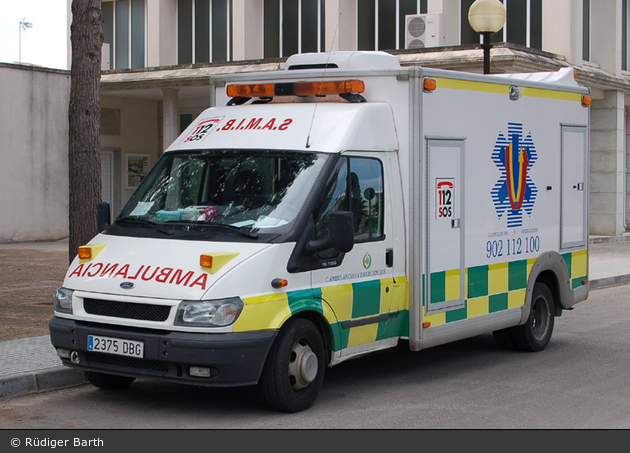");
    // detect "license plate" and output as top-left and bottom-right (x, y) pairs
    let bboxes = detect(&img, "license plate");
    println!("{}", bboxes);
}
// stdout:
(87, 335), (144, 358)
